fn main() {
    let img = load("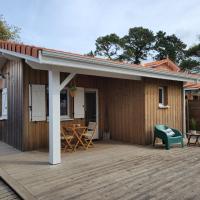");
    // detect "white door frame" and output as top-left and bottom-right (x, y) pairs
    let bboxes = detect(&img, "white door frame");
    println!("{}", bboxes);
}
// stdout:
(85, 88), (99, 139)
